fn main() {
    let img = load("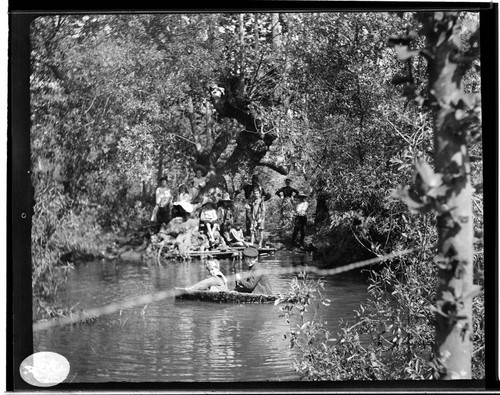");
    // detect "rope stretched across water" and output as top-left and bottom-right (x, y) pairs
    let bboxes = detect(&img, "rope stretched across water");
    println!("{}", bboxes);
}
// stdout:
(32, 248), (416, 332)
